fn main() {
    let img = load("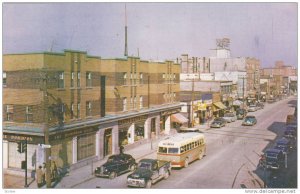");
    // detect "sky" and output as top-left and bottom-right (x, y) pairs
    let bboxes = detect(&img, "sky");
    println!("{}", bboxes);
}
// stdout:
(2, 2), (298, 68)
